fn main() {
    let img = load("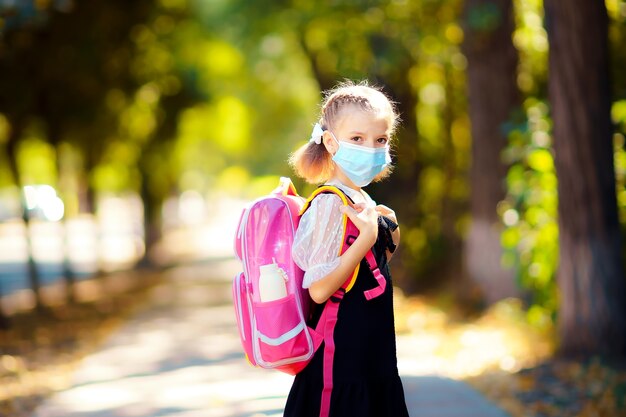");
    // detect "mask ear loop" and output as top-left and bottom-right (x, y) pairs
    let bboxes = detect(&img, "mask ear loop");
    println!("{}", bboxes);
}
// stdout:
(326, 131), (341, 156)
